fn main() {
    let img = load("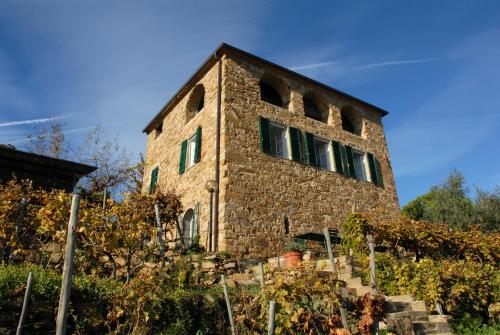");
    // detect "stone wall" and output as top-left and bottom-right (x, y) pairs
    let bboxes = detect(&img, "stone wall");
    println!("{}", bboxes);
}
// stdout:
(220, 53), (399, 258)
(143, 61), (223, 249)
